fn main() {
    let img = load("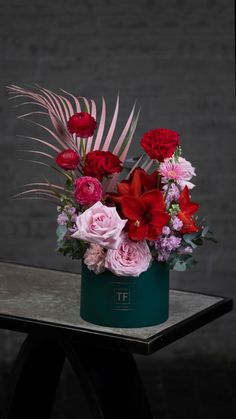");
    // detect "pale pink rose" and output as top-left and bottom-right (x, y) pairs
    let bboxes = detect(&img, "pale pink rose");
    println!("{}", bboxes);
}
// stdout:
(84, 244), (106, 274)
(159, 157), (196, 189)
(74, 176), (103, 206)
(71, 201), (127, 249)
(105, 235), (152, 277)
